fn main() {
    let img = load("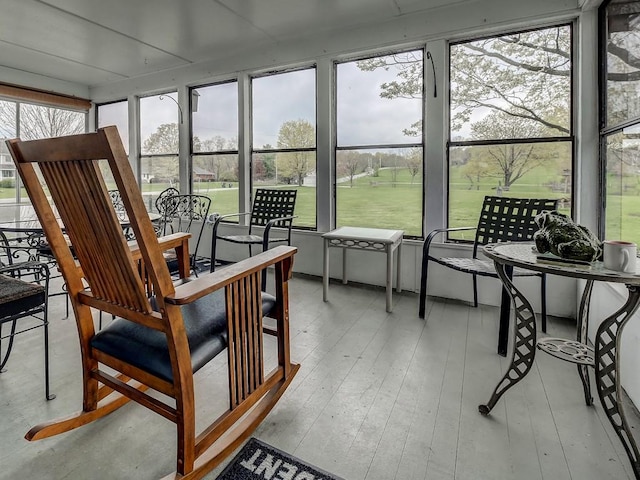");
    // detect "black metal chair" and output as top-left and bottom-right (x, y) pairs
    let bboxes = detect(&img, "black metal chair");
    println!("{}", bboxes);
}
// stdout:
(157, 193), (211, 275)
(419, 196), (559, 332)
(154, 187), (180, 217)
(1, 225), (70, 319)
(210, 188), (298, 274)
(0, 260), (54, 401)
